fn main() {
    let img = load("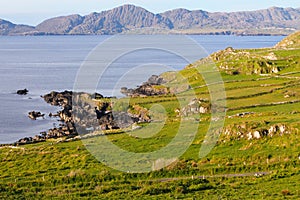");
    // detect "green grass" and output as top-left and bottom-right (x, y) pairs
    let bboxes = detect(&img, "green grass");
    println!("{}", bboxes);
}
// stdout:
(0, 126), (299, 199)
